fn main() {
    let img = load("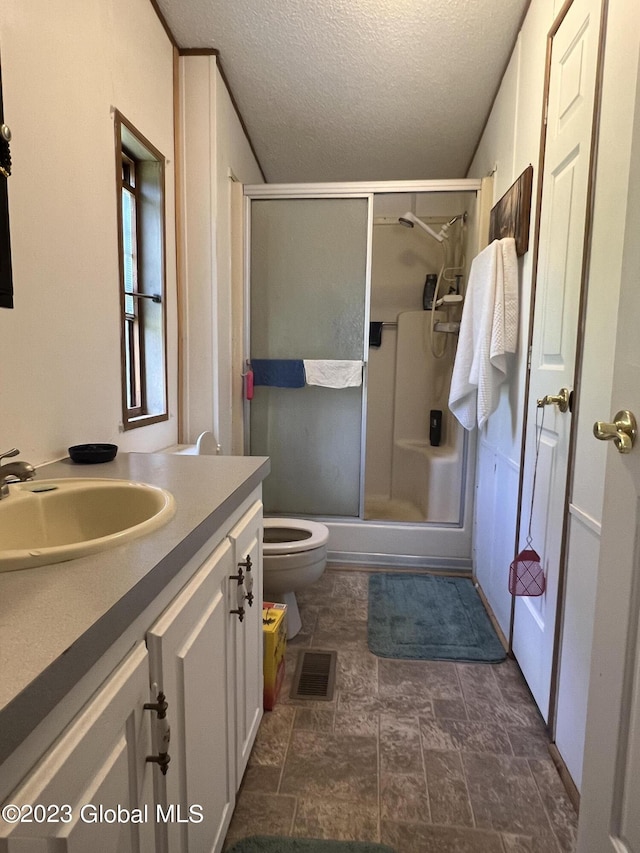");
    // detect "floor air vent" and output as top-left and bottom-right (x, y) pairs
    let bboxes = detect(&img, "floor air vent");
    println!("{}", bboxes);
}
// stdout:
(290, 650), (337, 701)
